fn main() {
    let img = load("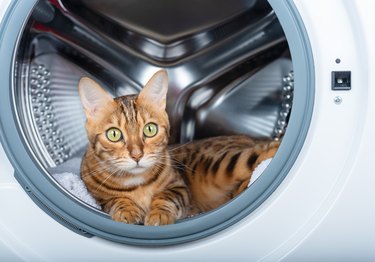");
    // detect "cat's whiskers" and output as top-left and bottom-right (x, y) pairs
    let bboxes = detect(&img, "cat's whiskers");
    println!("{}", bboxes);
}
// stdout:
(167, 141), (194, 152)
(167, 152), (191, 159)
(170, 160), (196, 174)
(80, 161), (118, 179)
(95, 168), (118, 192)
(154, 156), (196, 174)
(80, 164), (110, 178)
(166, 154), (207, 173)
